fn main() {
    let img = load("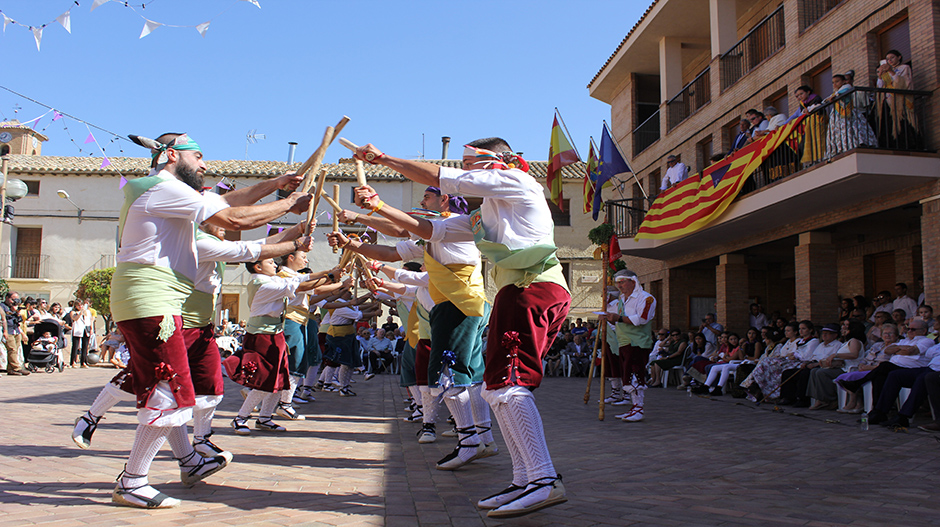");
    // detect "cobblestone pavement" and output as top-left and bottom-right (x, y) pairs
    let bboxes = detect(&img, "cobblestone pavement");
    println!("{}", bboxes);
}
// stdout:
(2, 367), (940, 526)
